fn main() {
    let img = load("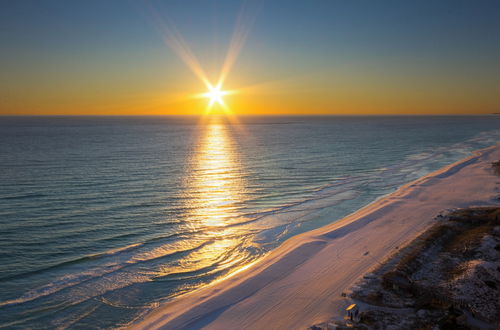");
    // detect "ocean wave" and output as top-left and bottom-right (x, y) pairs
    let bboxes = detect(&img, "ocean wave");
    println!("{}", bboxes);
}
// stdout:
(2, 117), (500, 328)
